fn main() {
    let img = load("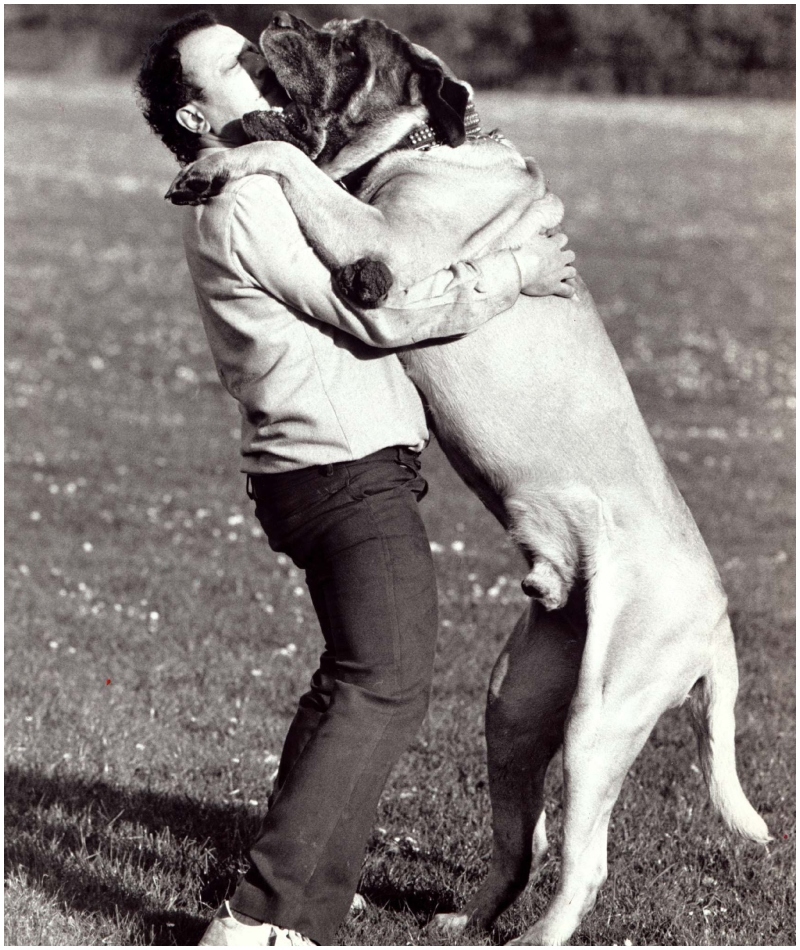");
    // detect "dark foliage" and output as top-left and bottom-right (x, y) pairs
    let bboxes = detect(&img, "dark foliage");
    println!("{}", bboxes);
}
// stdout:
(5, 3), (796, 97)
